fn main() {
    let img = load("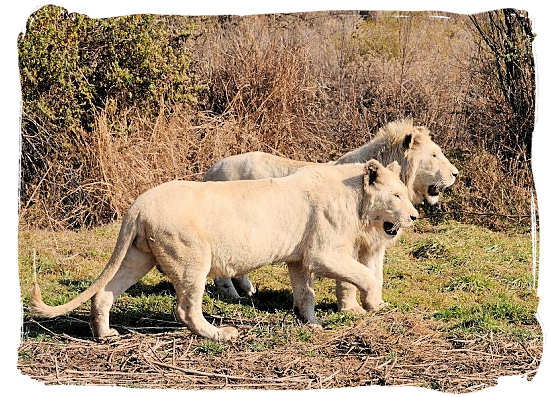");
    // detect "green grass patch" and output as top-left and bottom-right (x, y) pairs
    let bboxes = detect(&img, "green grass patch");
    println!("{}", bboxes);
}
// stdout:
(247, 340), (269, 352)
(444, 273), (492, 293)
(434, 293), (536, 332)
(411, 239), (449, 260)
(296, 328), (313, 342)
(321, 311), (358, 329)
(18, 219), (539, 341)
(194, 341), (225, 356)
